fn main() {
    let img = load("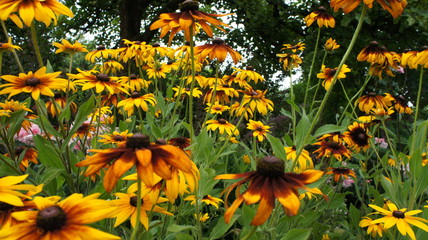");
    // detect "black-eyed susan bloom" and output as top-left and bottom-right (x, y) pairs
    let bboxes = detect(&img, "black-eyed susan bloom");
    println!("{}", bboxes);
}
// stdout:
(0, 193), (119, 240)
(247, 120), (270, 142)
(304, 6), (335, 28)
(359, 217), (385, 238)
(0, 0), (74, 27)
(356, 92), (391, 113)
(415, 47), (428, 68)
(281, 42), (306, 53)
(284, 146), (314, 171)
(401, 50), (419, 69)
(0, 38), (22, 53)
(76, 133), (197, 193)
(110, 187), (172, 229)
(0, 67), (68, 100)
(69, 69), (127, 95)
(344, 122), (372, 152)
(240, 87), (274, 115)
(206, 119), (239, 136)
(215, 156), (324, 225)
(45, 93), (77, 117)
(53, 39), (88, 54)
(232, 66), (265, 84)
(368, 203), (428, 240)
(313, 140), (352, 161)
(357, 41), (395, 66)
(317, 64), (351, 90)
(205, 102), (230, 114)
(324, 38), (340, 52)
(118, 92), (156, 116)
(0, 175), (36, 207)
(118, 74), (151, 92)
(150, 0), (231, 44)
(277, 53), (303, 70)
(325, 167), (356, 182)
(384, 93), (412, 114)
(99, 130), (133, 145)
(195, 38), (242, 64)
(330, 0), (407, 18)
(184, 194), (224, 209)
(85, 45), (117, 63)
